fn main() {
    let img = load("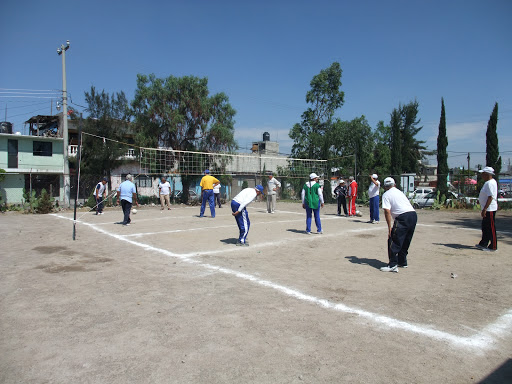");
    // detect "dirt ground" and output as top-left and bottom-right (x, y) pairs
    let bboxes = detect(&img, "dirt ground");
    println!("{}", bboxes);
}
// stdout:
(1, 201), (511, 384)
